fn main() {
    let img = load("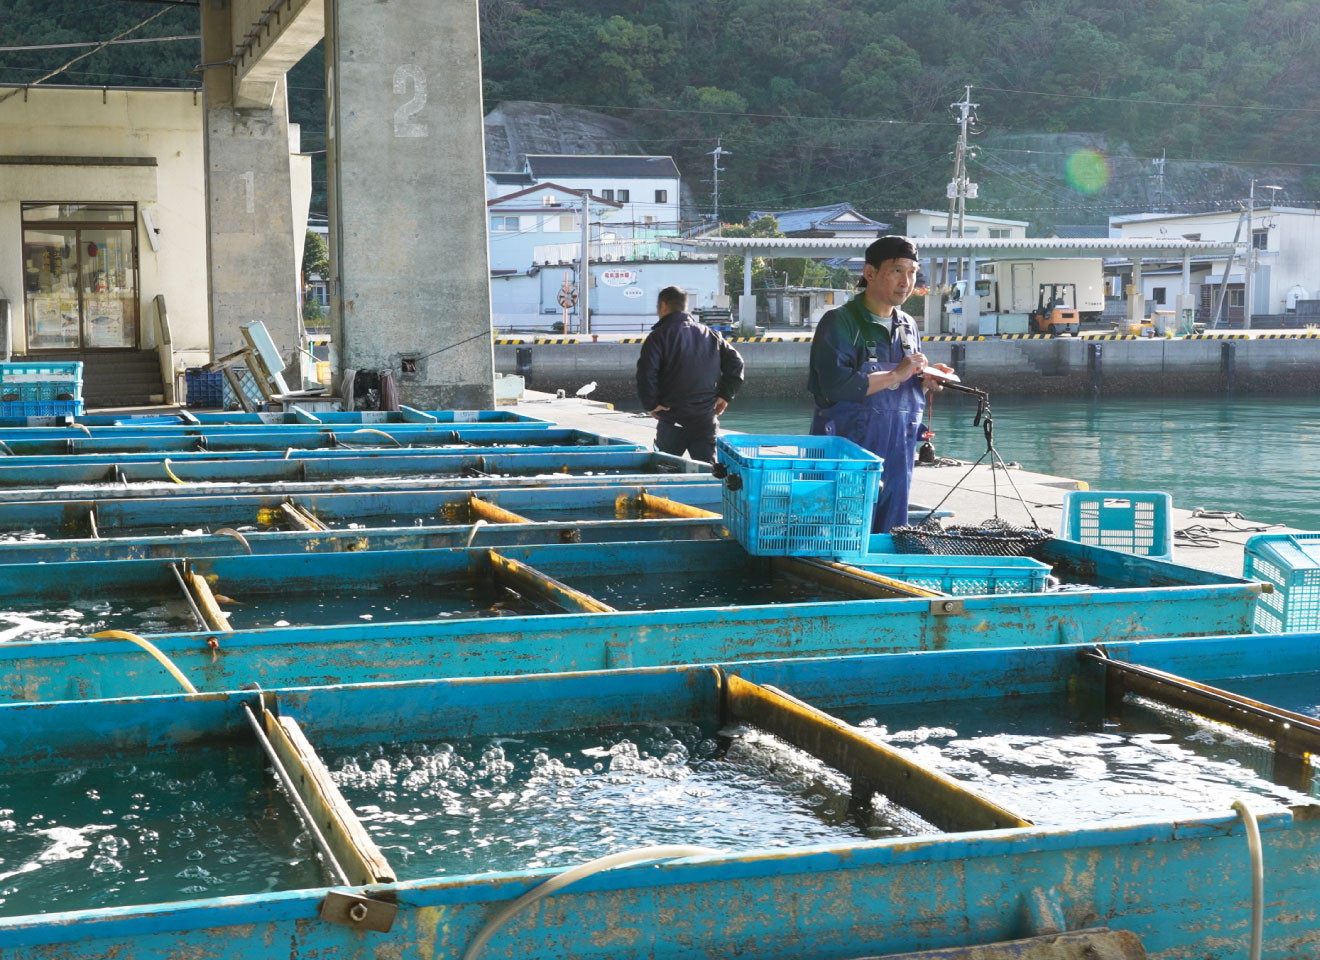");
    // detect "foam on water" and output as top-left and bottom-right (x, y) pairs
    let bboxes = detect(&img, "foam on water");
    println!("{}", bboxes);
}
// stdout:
(567, 568), (854, 611)
(0, 746), (325, 918)
(329, 722), (925, 879)
(845, 693), (1317, 824)
(0, 597), (194, 643)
